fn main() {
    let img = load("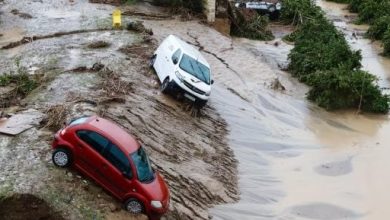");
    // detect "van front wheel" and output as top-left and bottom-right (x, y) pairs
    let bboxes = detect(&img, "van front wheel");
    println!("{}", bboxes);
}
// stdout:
(161, 78), (171, 94)
(196, 99), (208, 108)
